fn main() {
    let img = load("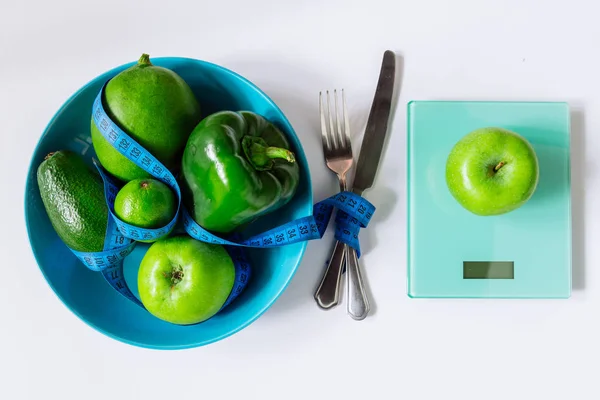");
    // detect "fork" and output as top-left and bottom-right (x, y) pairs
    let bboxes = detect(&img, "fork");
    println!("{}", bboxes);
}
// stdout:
(314, 89), (353, 310)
